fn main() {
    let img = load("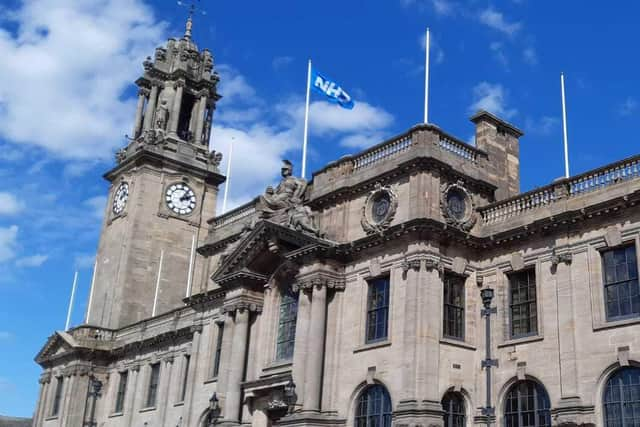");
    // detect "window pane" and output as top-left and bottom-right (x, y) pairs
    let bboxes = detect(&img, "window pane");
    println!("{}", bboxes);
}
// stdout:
(276, 287), (298, 361)
(504, 381), (551, 427)
(366, 278), (389, 343)
(355, 385), (392, 427)
(604, 367), (640, 426)
(509, 270), (537, 338)
(603, 245), (640, 320)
